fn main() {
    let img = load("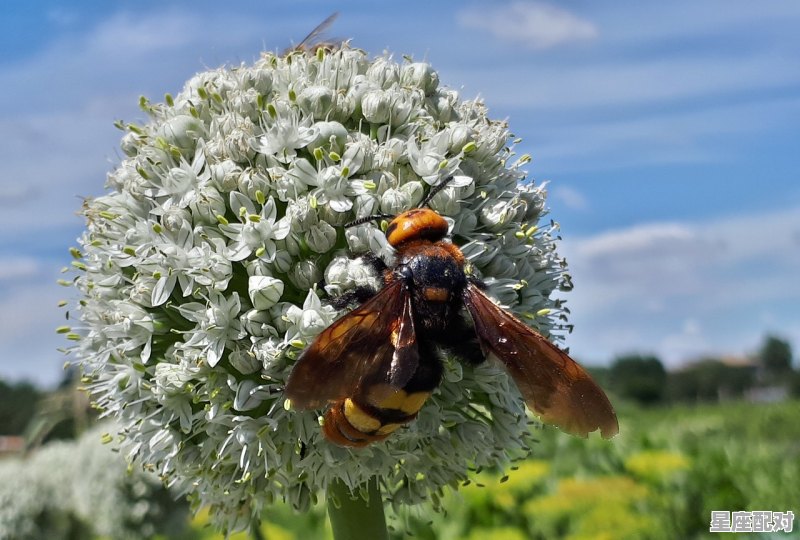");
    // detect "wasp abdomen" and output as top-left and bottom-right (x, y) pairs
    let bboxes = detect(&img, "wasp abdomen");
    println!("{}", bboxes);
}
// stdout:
(322, 387), (432, 447)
